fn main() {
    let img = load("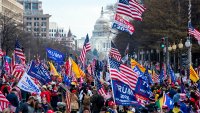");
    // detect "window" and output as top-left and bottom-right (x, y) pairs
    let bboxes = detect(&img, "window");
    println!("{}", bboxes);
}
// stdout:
(34, 22), (39, 26)
(34, 18), (39, 20)
(42, 33), (46, 37)
(41, 28), (46, 32)
(25, 3), (31, 10)
(27, 17), (32, 20)
(32, 3), (38, 10)
(34, 28), (39, 31)
(26, 22), (32, 26)
(54, 30), (56, 32)
(41, 18), (46, 20)
(41, 22), (46, 26)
